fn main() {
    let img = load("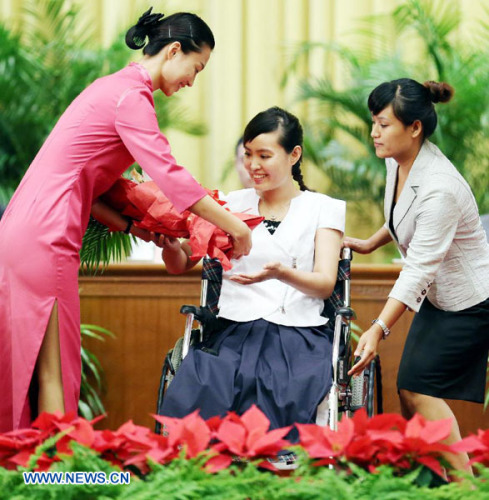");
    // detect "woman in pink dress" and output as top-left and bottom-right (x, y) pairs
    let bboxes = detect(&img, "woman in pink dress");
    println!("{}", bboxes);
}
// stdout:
(0, 9), (251, 432)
